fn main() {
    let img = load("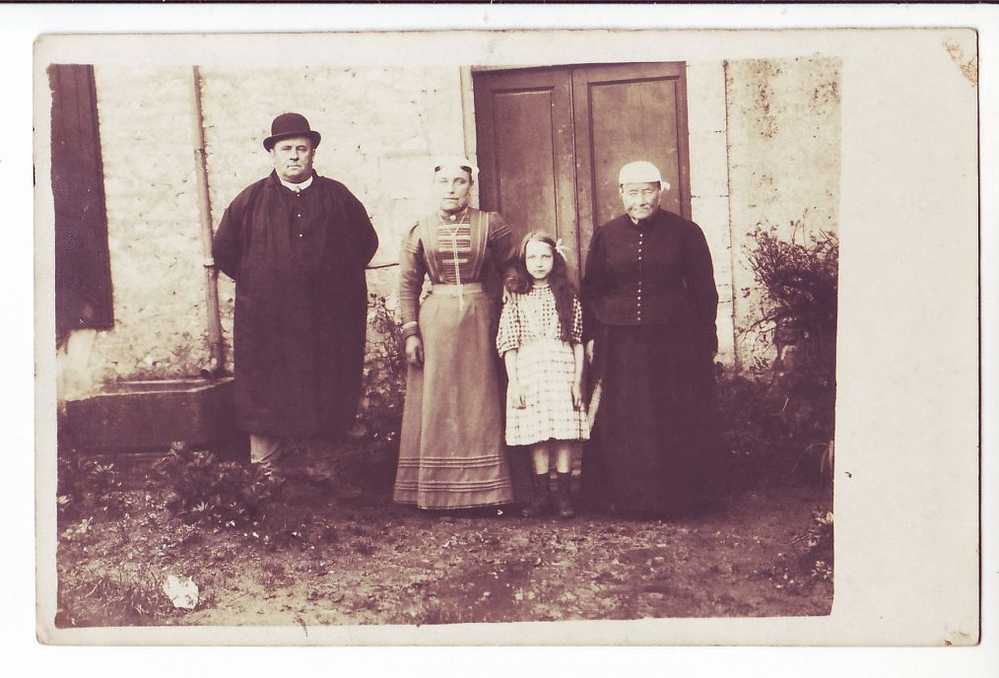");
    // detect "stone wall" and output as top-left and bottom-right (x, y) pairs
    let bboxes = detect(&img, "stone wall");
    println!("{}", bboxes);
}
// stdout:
(68, 65), (464, 394)
(88, 66), (206, 384)
(724, 56), (841, 370)
(687, 61), (736, 365)
(58, 59), (840, 398)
